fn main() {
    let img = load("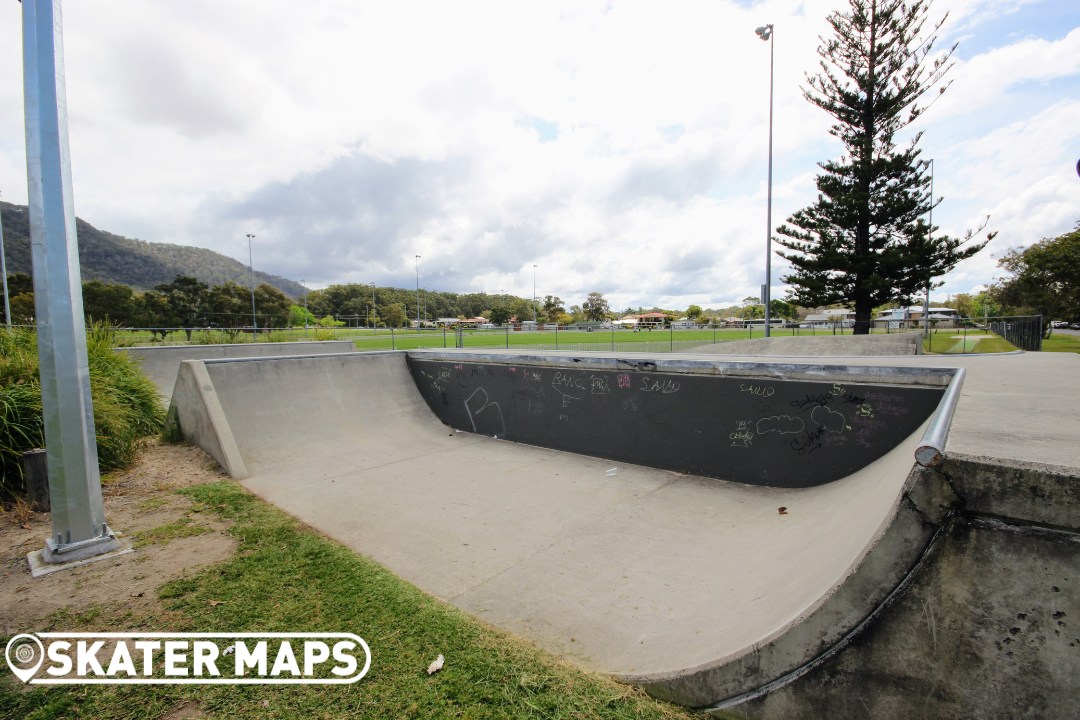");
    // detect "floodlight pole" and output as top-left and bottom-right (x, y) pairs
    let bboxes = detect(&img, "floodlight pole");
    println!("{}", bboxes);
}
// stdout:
(923, 160), (934, 337)
(756, 23), (775, 337)
(0, 190), (11, 328)
(415, 255), (421, 328)
(532, 264), (537, 323)
(302, 278), (308, 329)
(23, 0), (120, 564)
(247, 233), (257, 336)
